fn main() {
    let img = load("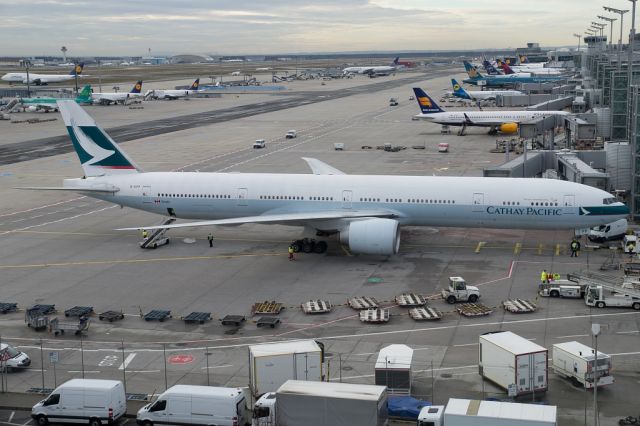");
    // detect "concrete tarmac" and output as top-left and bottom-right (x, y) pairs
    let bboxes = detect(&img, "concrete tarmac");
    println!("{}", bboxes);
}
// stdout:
(0, 69), (638, 426)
